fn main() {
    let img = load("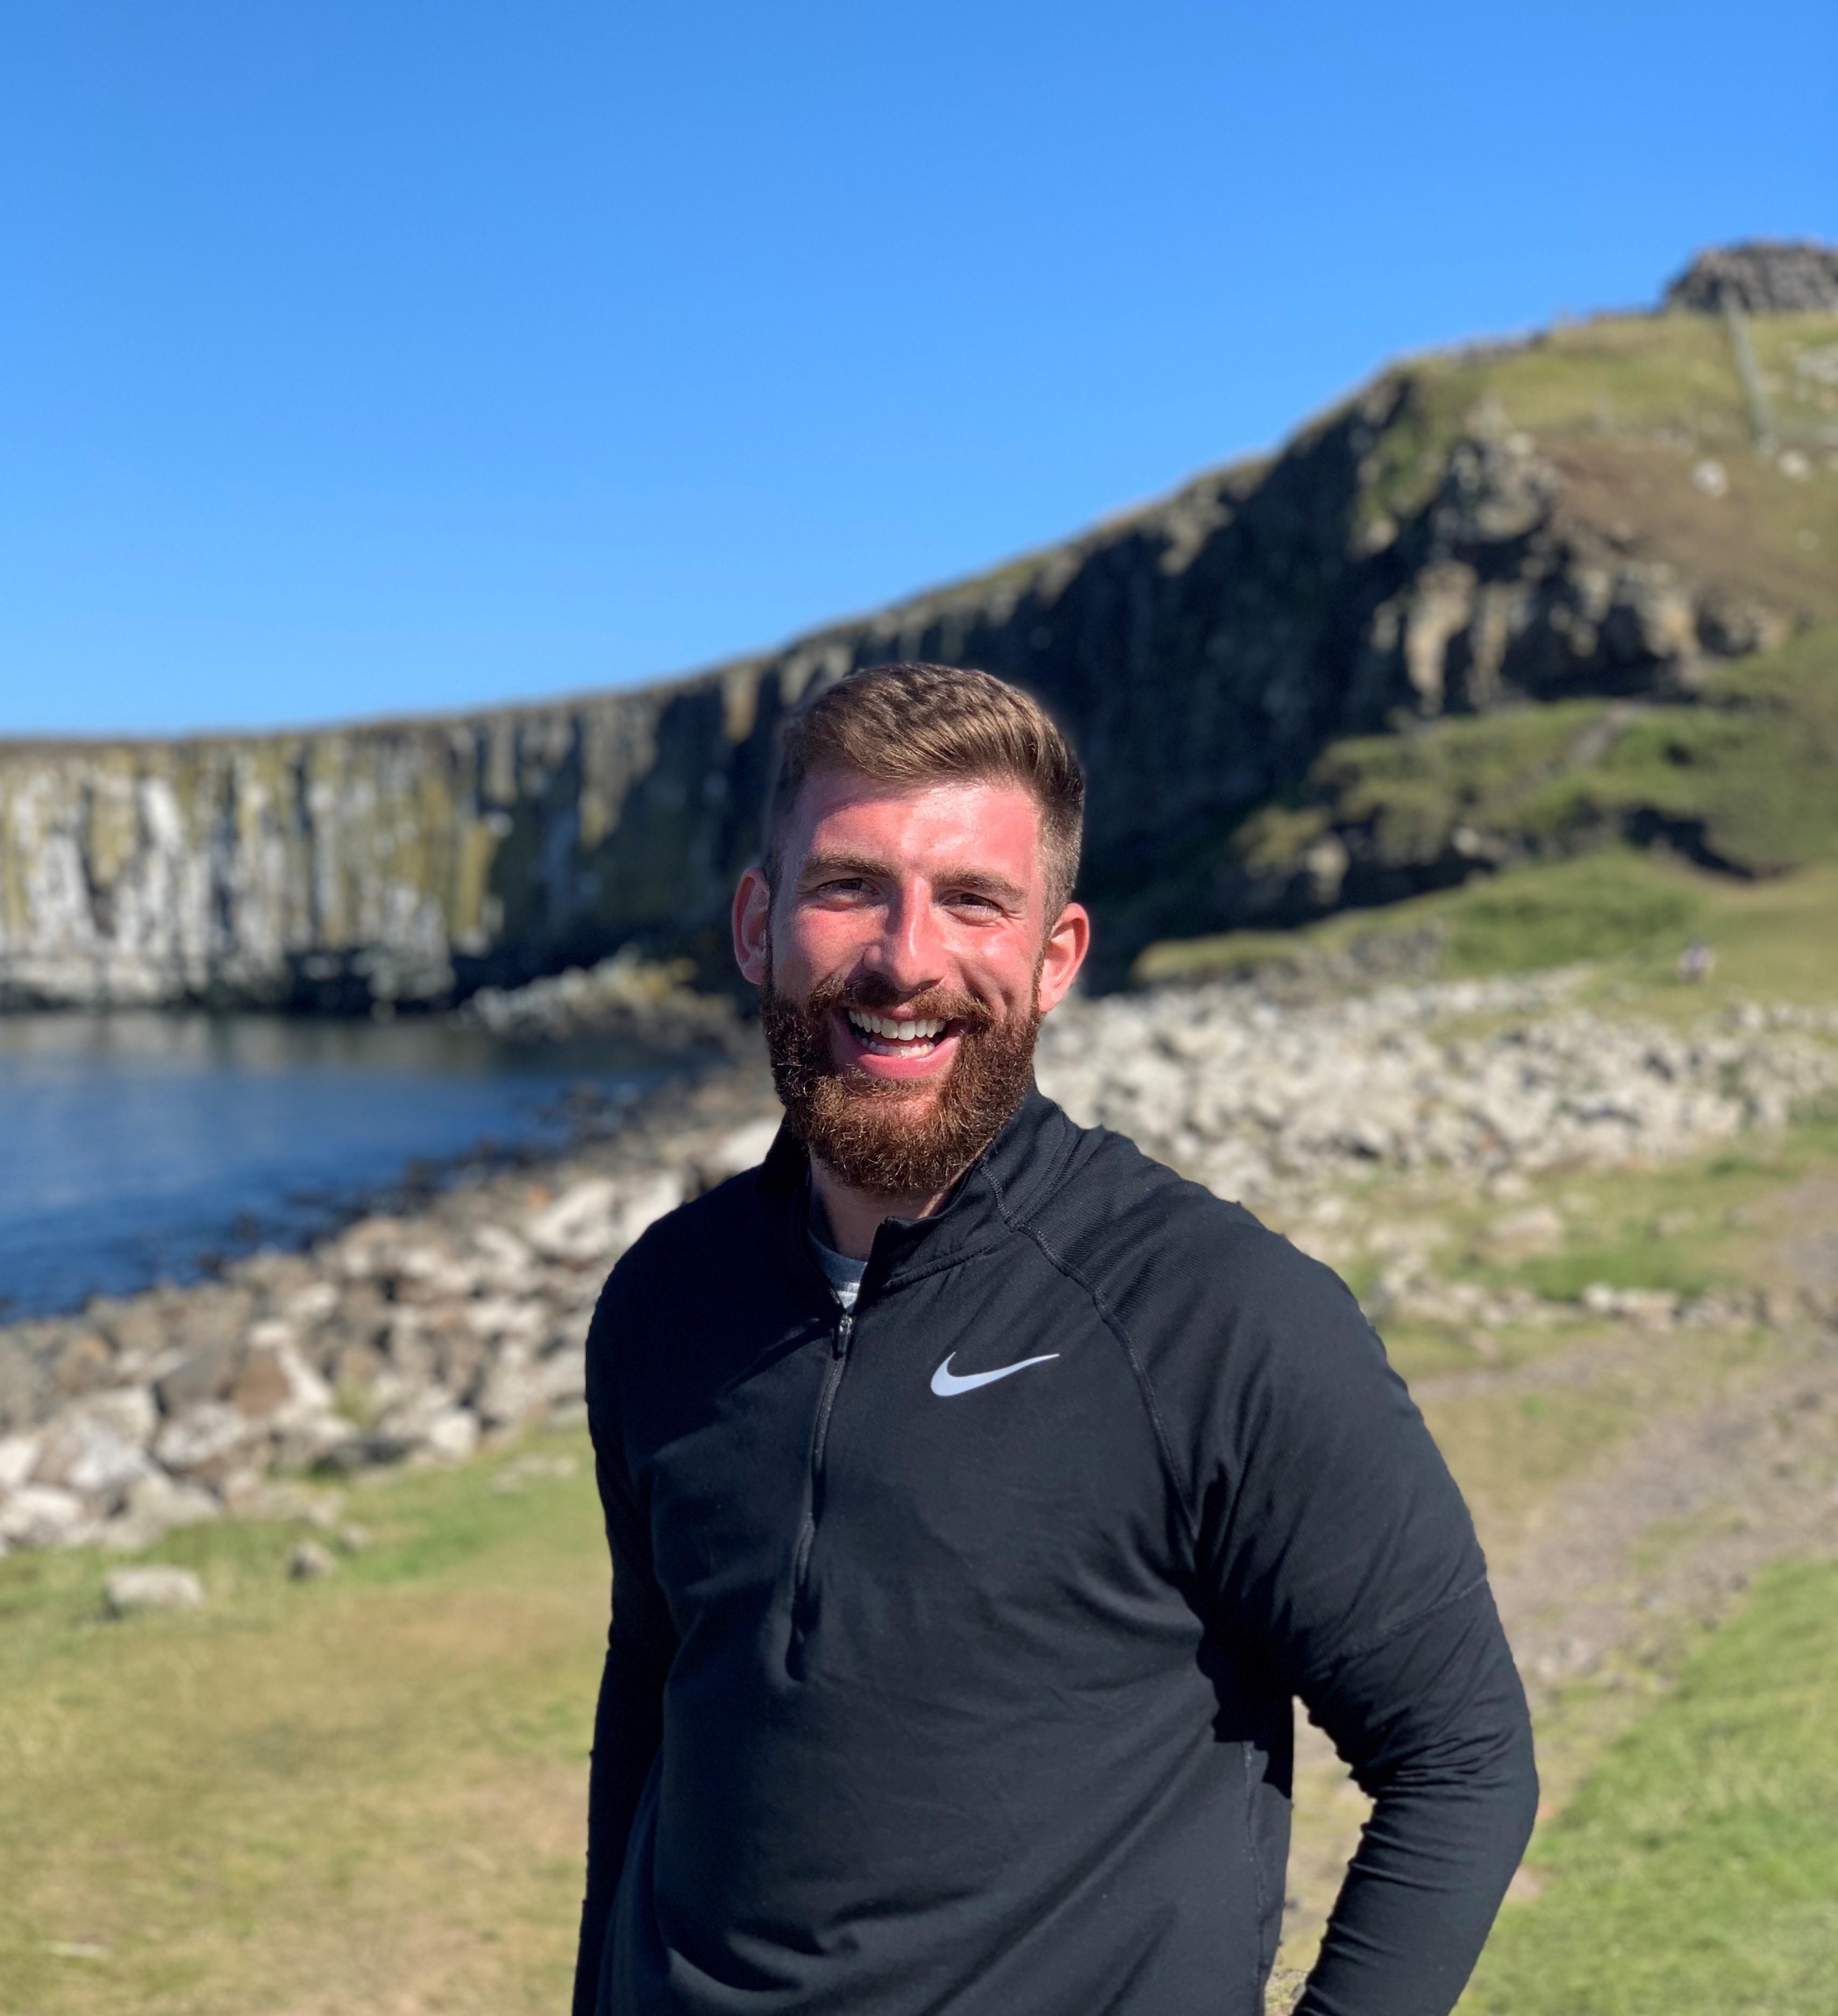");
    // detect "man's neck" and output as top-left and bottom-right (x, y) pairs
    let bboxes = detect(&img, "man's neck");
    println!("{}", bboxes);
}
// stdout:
(808, 1156), (960, 1262)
